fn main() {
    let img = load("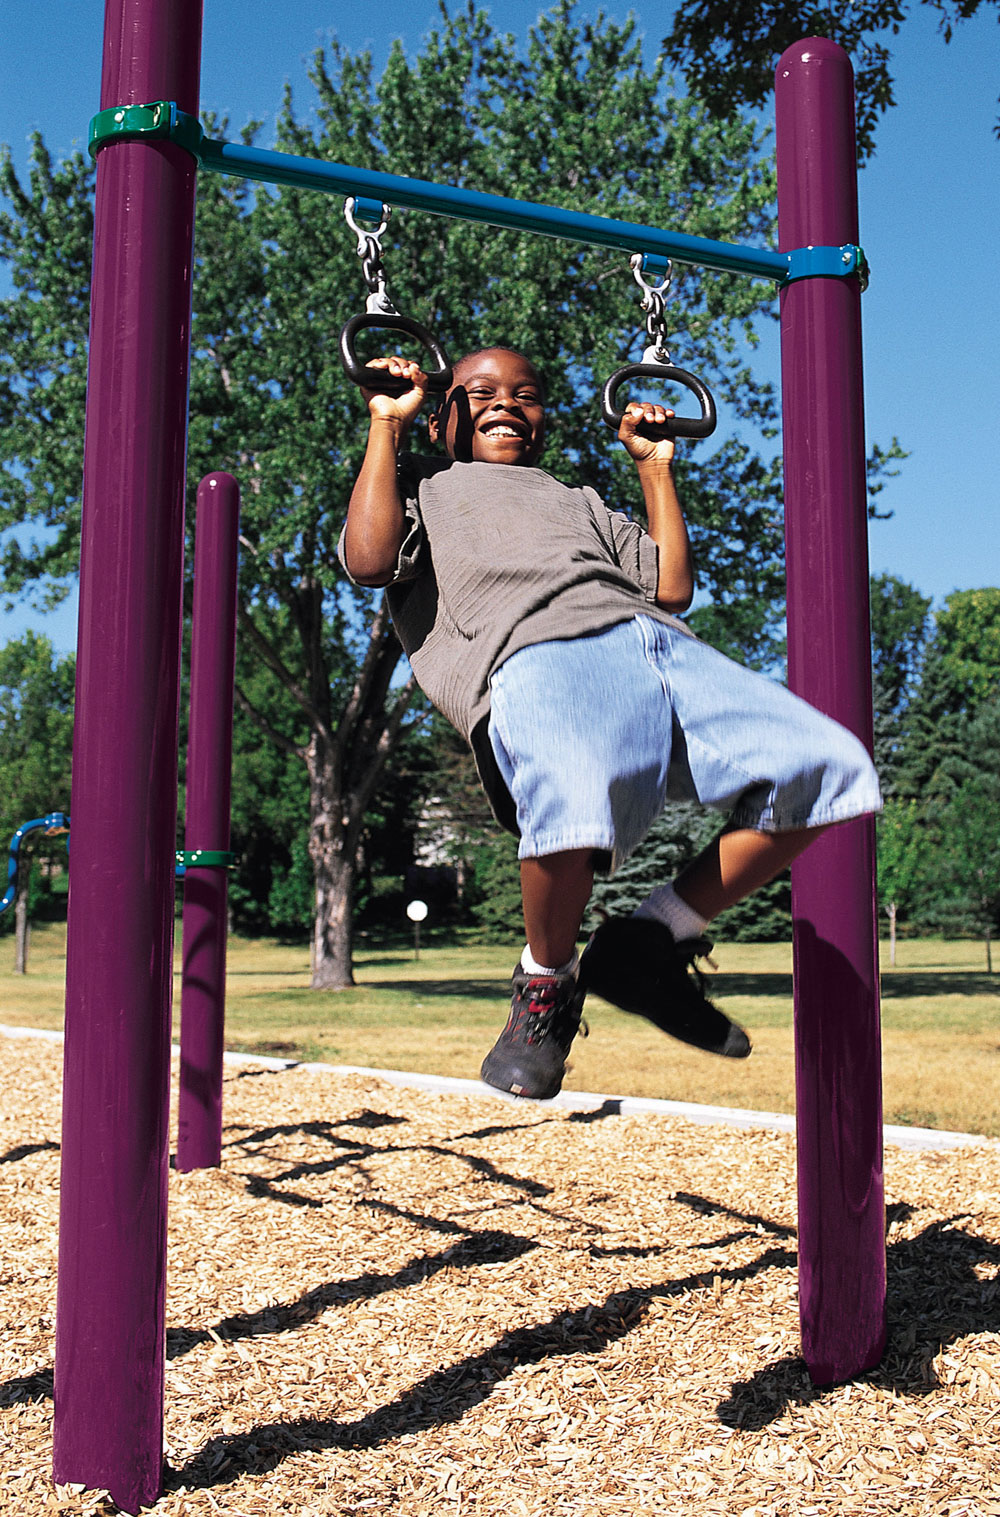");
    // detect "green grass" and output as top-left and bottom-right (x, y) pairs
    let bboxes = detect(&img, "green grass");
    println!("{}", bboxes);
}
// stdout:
(2, 923), (998, 1137)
